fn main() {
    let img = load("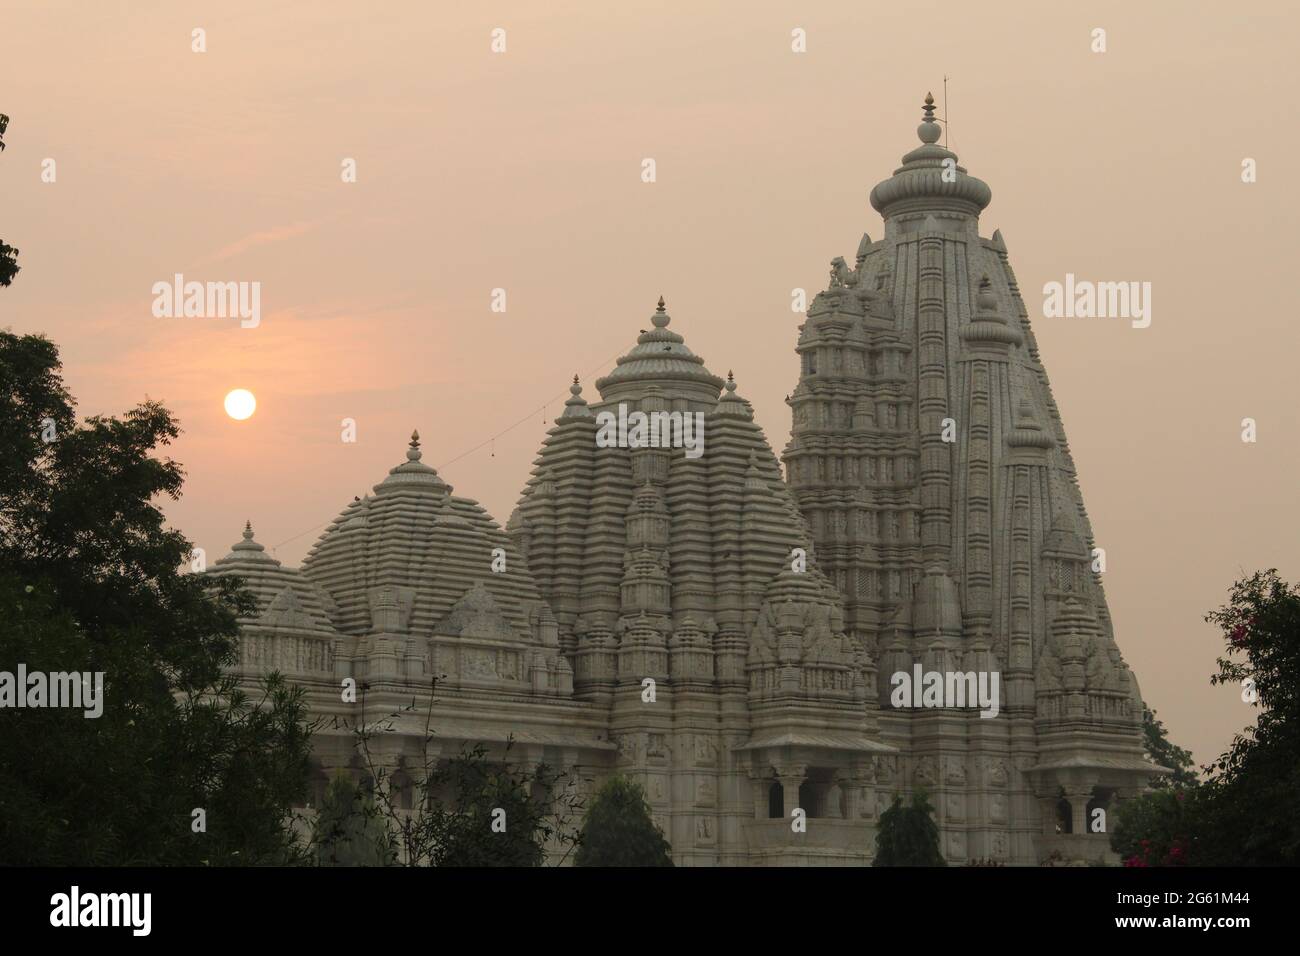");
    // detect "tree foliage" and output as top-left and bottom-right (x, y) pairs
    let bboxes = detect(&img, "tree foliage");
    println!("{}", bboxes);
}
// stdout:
(1142, 706), (1198, 789)
(0, 331), (313, 864)
(573, 775), (673, 867)
(312, 772), (397, 866)
(873, 789), (946, 866)
(0, 112), (19, 287)
(1110, 787), (1194, 866)
(1113, 570), (1300, 866)
(318, 686), (586, 866)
